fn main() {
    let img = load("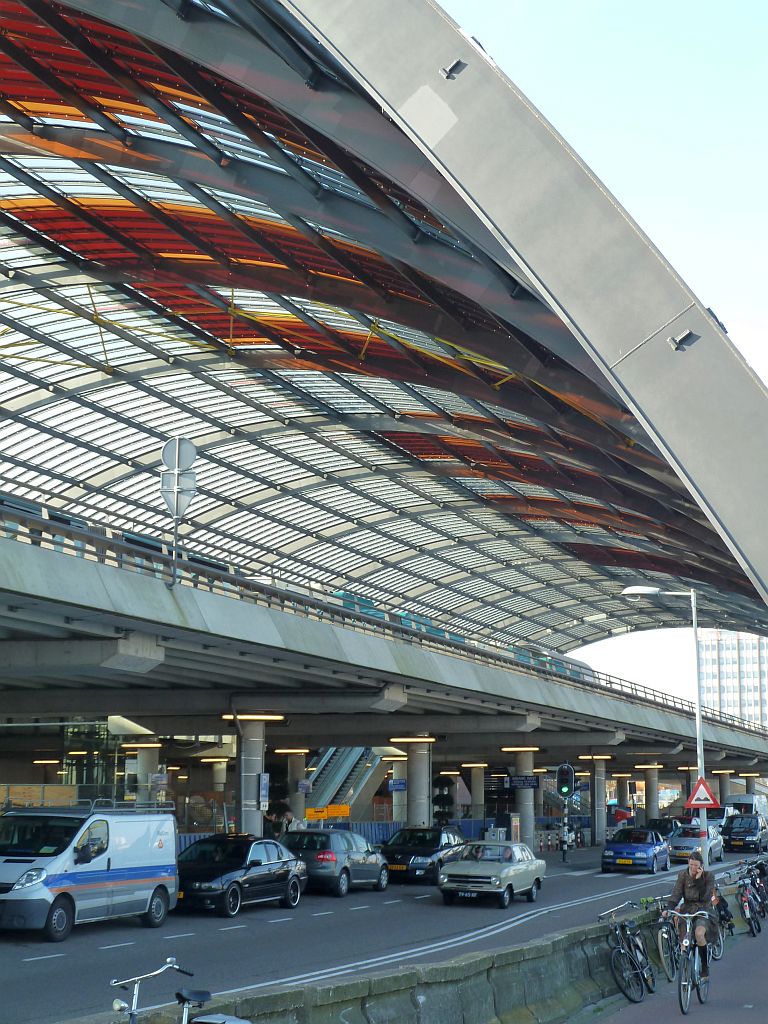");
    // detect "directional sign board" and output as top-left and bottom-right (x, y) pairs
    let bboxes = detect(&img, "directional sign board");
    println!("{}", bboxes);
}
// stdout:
(684, 776), (720, 810)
